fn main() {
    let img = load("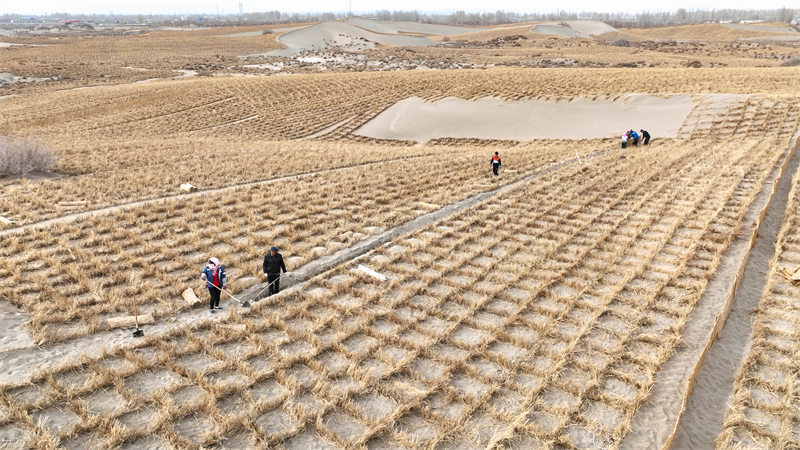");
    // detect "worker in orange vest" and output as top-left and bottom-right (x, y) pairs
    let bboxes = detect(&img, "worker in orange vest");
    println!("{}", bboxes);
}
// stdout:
(490, 152), (502, 176)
